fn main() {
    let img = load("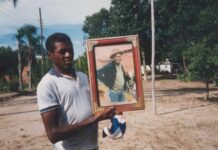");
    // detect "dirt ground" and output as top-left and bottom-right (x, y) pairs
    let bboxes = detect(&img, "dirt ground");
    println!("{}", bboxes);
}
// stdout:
(0, 78), (218, 150)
